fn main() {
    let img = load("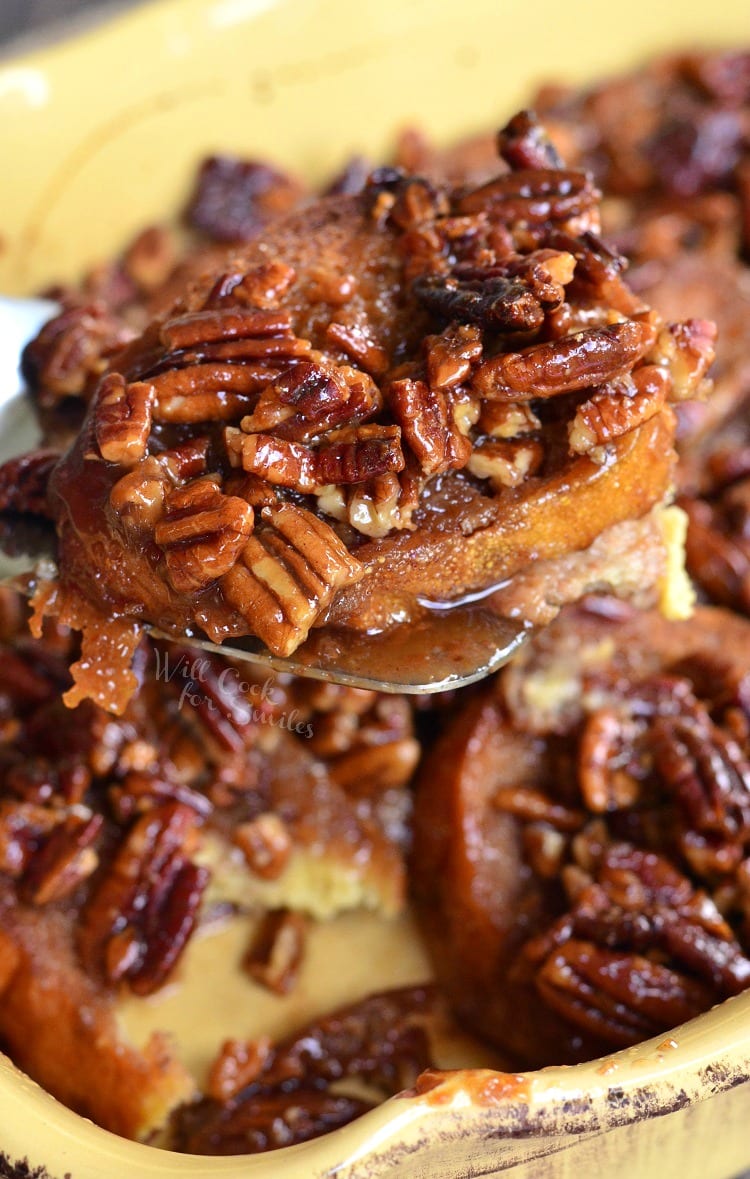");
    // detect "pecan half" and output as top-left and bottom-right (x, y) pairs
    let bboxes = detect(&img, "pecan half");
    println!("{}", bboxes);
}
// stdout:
(387, 378), (471, 476)
(226, 424), (404, 493)
(473, 319), (657, 400)
(220, 503), (363, 655)
(154, 477), (255, 593)
(568, 366), (671, 458)
(94, 374), (155, 466)
(77, 802), (209, 995)
(467, 437), (543, 490)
